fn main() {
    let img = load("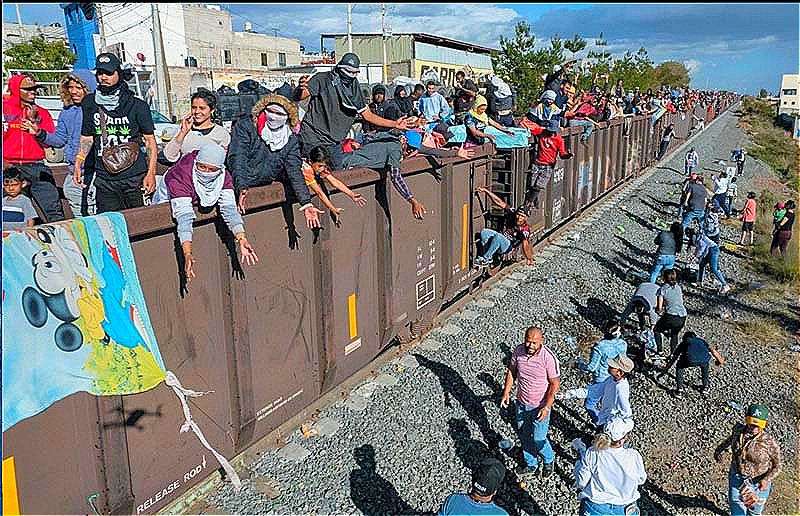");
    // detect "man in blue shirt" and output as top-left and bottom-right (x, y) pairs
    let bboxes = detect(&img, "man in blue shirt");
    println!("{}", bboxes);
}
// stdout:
(438, 457), (508, 516)
(419, 81), (450, 123)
